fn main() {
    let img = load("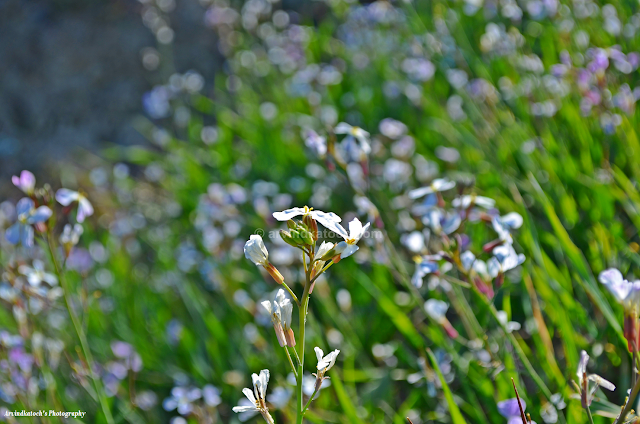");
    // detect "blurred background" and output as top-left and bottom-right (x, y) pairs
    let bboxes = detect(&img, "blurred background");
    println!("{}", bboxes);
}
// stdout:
(0, 0), (220, 178)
